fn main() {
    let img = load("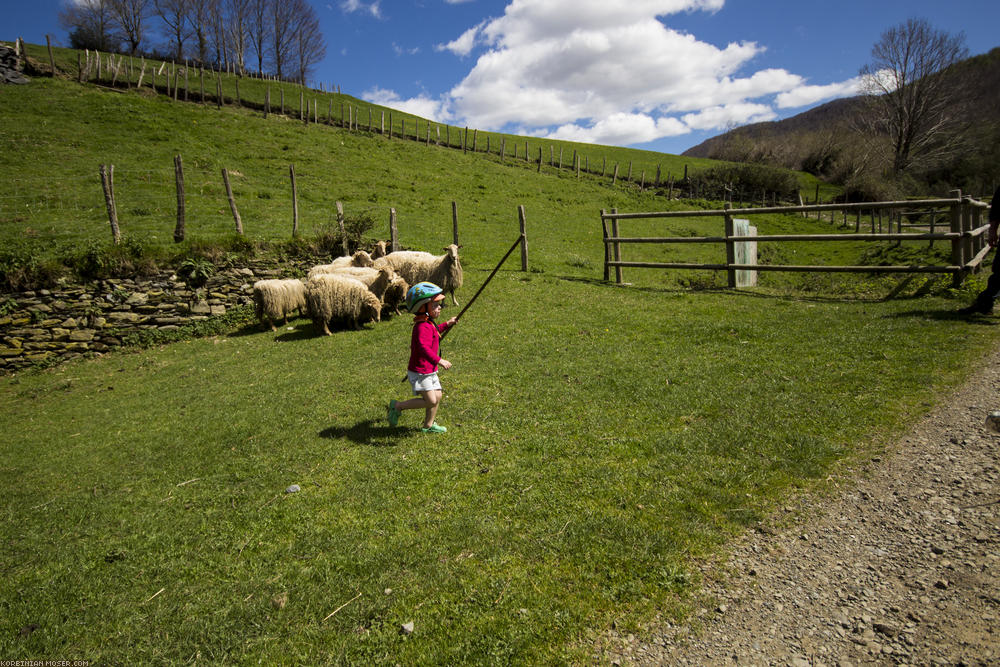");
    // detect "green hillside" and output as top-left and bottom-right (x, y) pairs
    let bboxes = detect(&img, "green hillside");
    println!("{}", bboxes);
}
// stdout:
(2, 40), (998, 664)
(1, 39), (840, 294)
